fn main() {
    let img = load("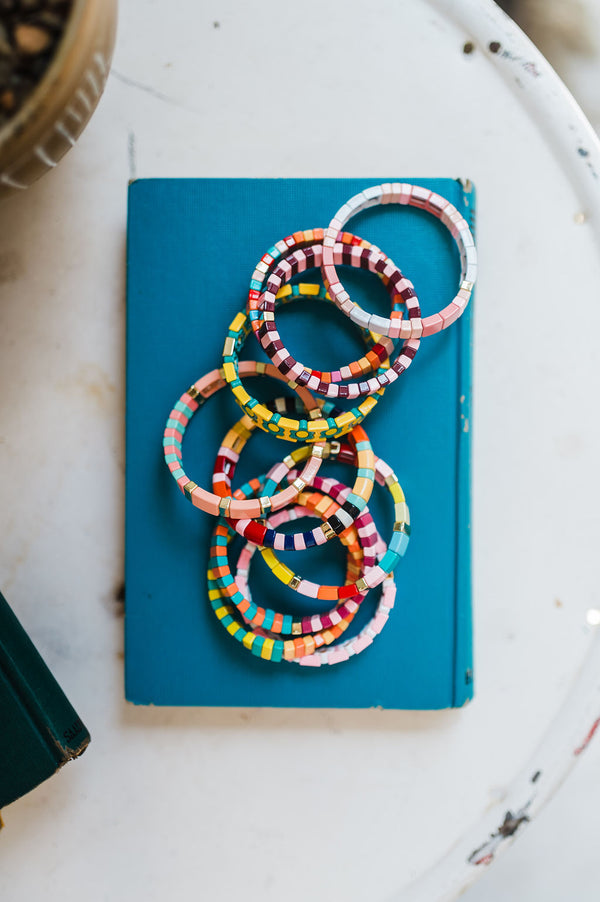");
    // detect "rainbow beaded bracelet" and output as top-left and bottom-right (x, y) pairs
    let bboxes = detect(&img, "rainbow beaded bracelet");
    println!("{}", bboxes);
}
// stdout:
(237, 496), (369, 607)
(164, 360), (327, 518)
(258, 444), (409, 601)
(210, 479), (375, 638)
(321, 182), (477, 339)
(250, 248), (404, 393)
(224, 280), (396, 443)
(249, 234), (420, 399)
(210, 391), (410, 601)
(213, 400), (376, 550)
(208, 480), (385, 660)
(235, 487), (397, 667)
